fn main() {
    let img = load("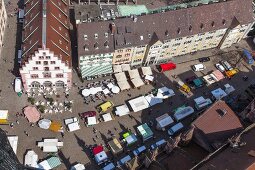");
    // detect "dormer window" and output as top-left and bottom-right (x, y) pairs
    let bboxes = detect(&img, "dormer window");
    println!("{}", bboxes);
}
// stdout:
(83, 34), (88, 40)
(104, 33), (108, 38)
(211, 21), (215, 27)
(94, 42), (99, 49)
(84, 44), (89, 51)
(200, 23), (204, 29)
(165, 30), (169, 36)
(94, 34), (98, 39)
(104, 41), (109, 48)
(148, 34), (151, 38)
(177, 28), (181, 34)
